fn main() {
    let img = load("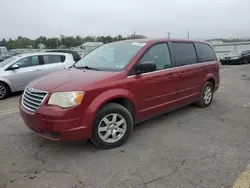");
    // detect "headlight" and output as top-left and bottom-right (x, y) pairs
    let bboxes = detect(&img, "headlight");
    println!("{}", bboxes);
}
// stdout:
(231, 56), (240, 60)
(48, 91), (84, 108)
